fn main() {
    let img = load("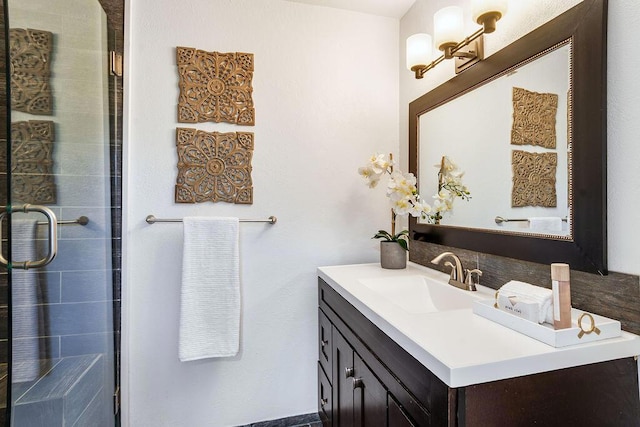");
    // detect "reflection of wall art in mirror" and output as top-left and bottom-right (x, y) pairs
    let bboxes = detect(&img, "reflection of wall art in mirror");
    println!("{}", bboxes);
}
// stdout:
(511, 87), (558, 149)
(1, 121), (57, 204)
(9, 28), (53, 115)
(511, 150), (557, 208)
(176, 47), (255, 125)
(175, 128), (253, 204)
